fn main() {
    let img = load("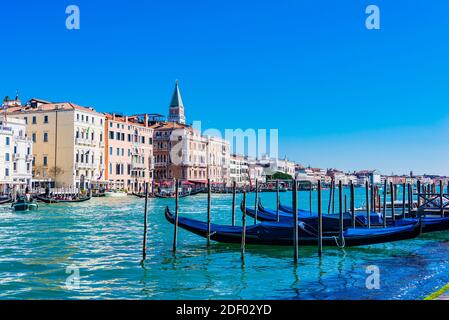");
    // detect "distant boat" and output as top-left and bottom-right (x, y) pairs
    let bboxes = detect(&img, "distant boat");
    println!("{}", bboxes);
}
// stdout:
(36, 195), (91, 204)
(105, 191), (128, 197)
(0, 196), (12, 205)
(154, 192), (190, 199)
(12, 197), (38, 212)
